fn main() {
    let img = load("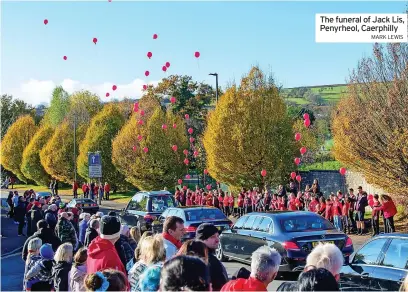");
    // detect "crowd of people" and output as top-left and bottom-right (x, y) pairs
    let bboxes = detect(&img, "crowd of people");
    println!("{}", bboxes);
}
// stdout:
(174, 179), (398, 236)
